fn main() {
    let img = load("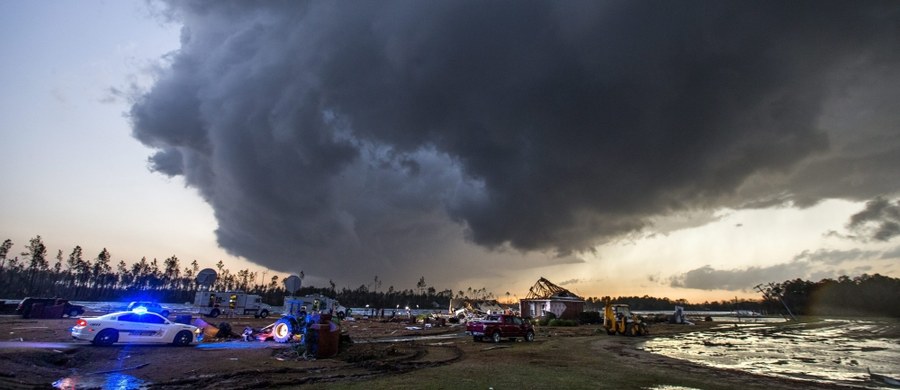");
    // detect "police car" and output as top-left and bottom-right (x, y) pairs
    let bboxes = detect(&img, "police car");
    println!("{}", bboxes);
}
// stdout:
(71, 307), (201, 346)
(125, 301), (170, 318)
